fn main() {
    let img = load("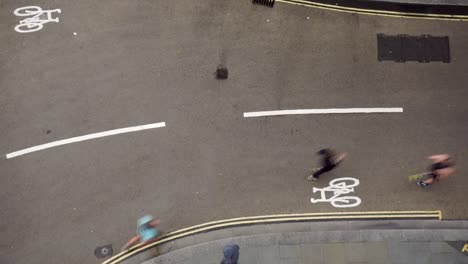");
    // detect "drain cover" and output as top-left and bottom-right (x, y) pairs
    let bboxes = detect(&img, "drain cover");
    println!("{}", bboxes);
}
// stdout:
(94, 244), (113, 258)
(377, 34), (450, 63)
(253, 0), (275, 7)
